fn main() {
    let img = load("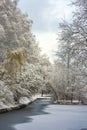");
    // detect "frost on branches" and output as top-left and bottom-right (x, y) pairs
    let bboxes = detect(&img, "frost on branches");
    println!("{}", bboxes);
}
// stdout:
(54, 0), (87, 104)
(0, 0), (50, 108)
